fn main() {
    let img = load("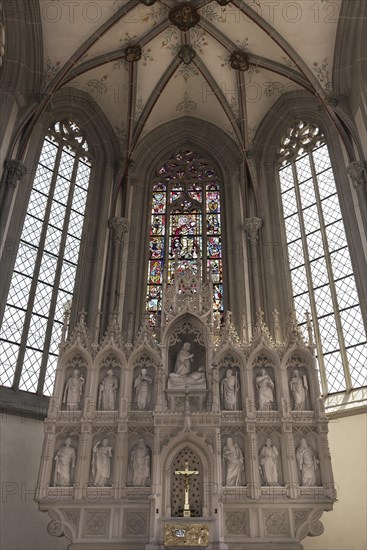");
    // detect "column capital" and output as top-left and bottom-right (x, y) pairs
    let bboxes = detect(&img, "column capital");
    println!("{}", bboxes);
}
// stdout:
(347, 161), (367, 190)
(4, 159), (27, 188)
(244, 217), (263, 241)
(109, 217), (129, 243)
